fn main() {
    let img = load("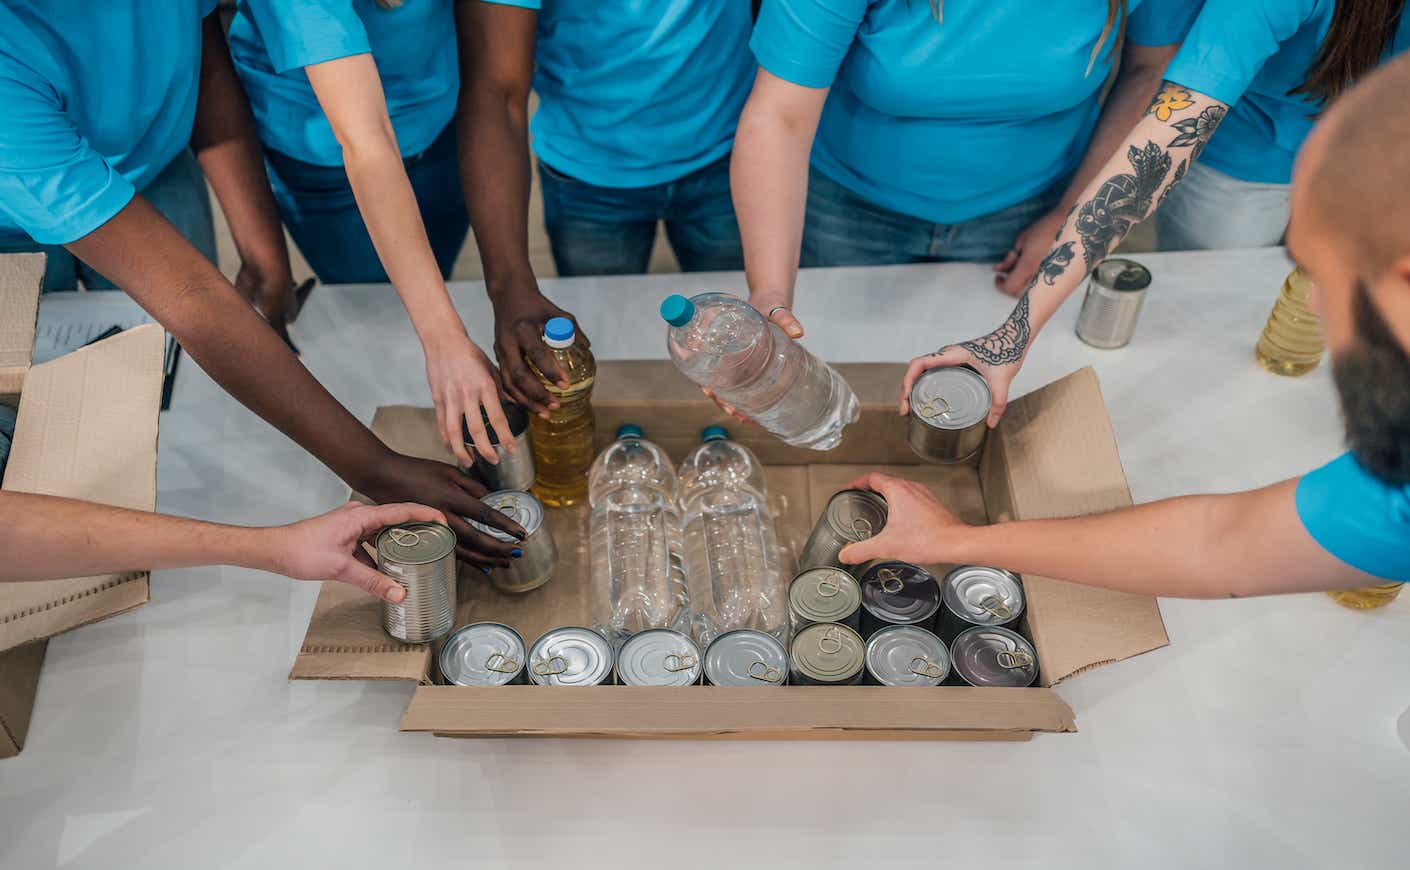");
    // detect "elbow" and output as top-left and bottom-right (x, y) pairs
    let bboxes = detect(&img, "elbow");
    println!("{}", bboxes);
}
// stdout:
(333, 119), (402, 172)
